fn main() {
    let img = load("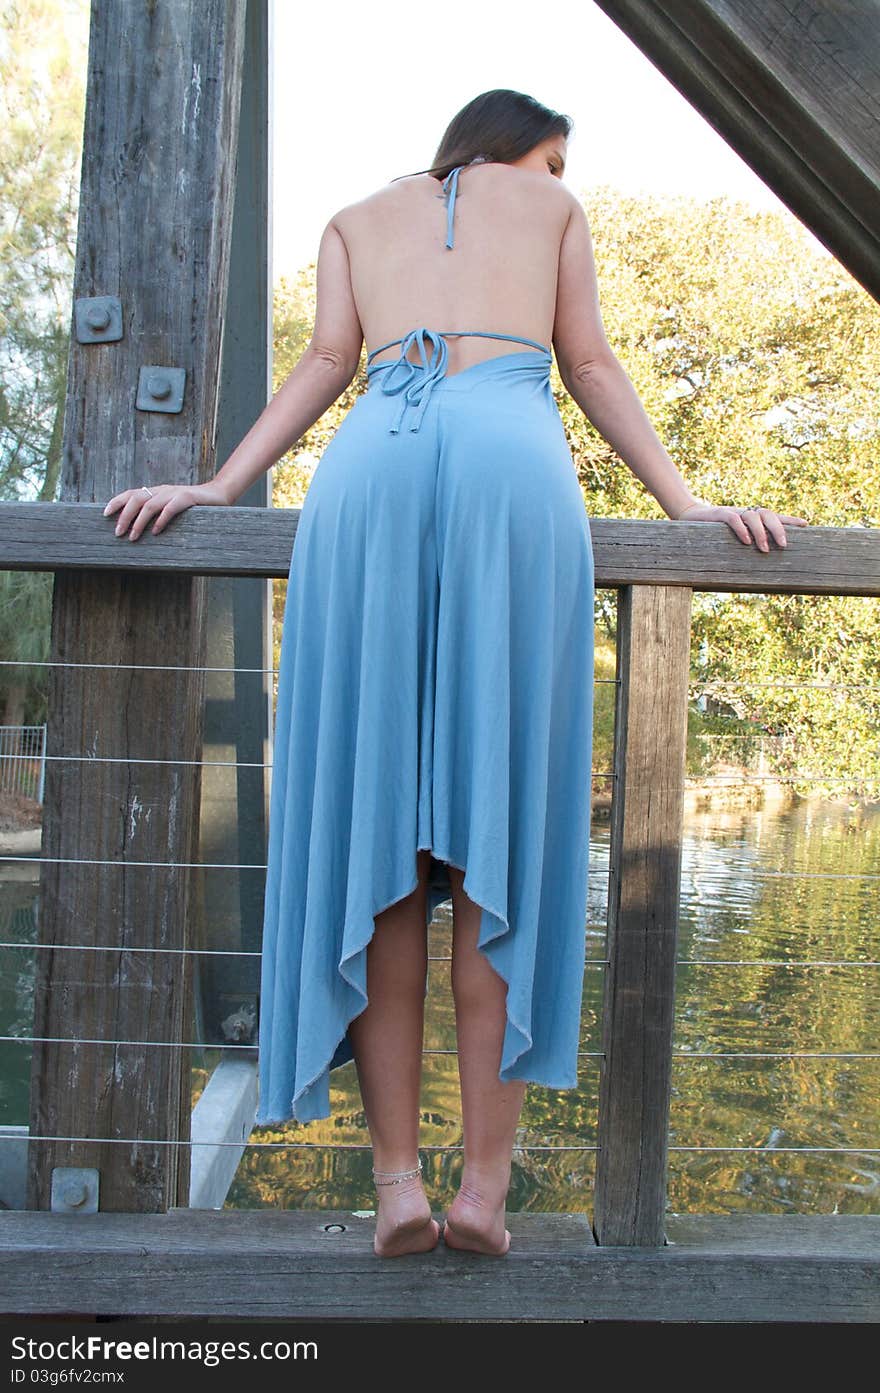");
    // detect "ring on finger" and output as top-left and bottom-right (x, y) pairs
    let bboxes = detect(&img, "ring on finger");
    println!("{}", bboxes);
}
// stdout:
(141, 486), (154, 498)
